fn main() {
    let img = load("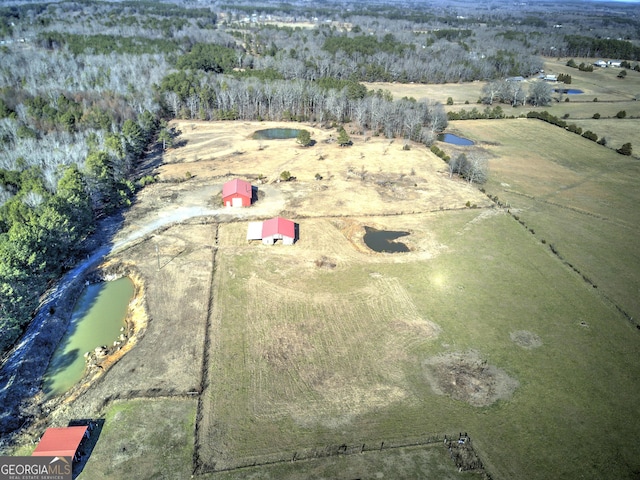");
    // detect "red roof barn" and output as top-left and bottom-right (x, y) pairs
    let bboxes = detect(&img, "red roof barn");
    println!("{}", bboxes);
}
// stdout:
(222, 178), (253, 207)
(32, 426), (88, 460)
(261, 217), (296, 245)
